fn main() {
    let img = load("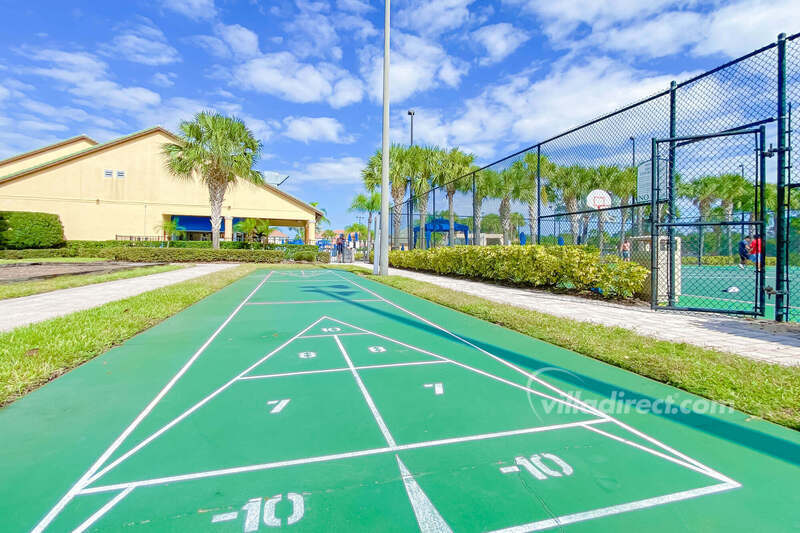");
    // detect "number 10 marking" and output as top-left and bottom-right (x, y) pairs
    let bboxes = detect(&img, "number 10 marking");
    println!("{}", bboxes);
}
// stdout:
(212, 493), (305, 531)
